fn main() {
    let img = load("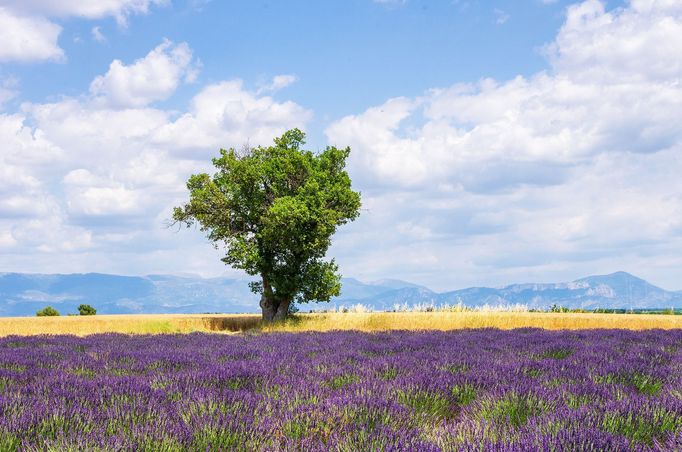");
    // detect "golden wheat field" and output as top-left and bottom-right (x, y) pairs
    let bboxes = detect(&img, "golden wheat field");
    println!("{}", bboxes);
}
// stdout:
(1, 311), (681, 336)
(0, 314), (261, 336)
